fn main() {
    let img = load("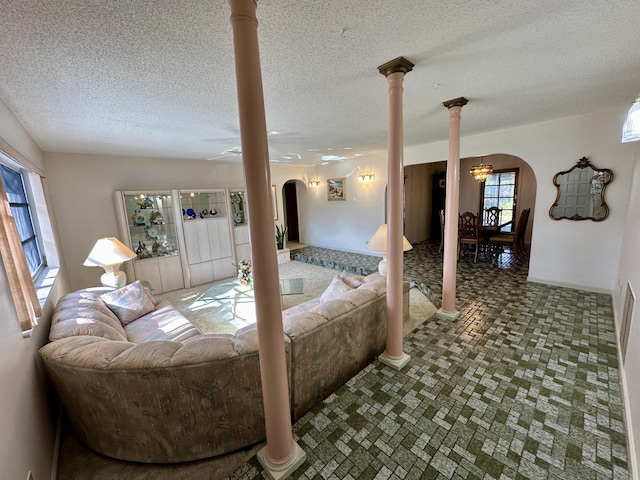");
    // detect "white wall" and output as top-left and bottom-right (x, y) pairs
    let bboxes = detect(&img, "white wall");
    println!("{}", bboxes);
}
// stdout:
(0, 99), (64, 480)
(44, 152), (245, 291)
(404, 107), (634, 293)
(271, 153), (389, 255)
(273, 108), (632, 294)
(613, 145), (640, 477)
